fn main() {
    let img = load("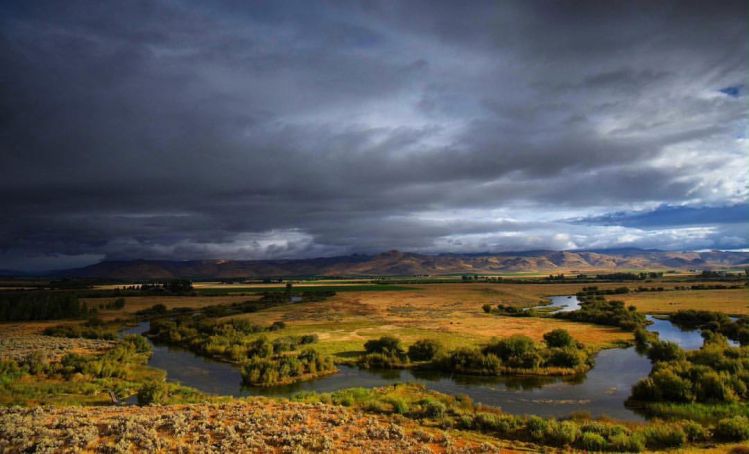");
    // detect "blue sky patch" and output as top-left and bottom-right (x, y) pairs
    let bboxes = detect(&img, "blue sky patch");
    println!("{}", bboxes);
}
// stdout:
(719, 85), (744, 97)
(575, 203), (749, 228)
